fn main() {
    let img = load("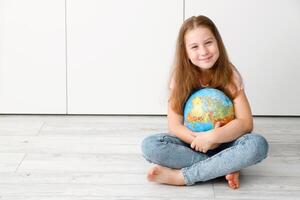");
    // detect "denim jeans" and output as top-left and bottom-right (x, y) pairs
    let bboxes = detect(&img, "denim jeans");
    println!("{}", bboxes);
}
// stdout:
(141, 133), (268, 185)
